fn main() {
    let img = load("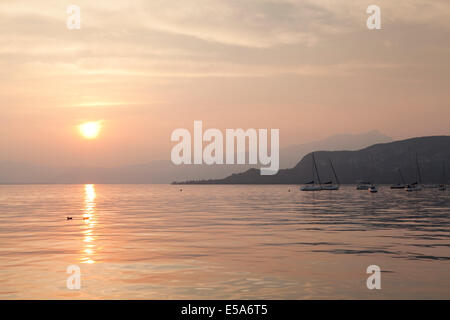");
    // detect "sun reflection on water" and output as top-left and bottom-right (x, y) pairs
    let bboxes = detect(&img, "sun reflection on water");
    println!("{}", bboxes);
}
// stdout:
(81, 184), (96, 264)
